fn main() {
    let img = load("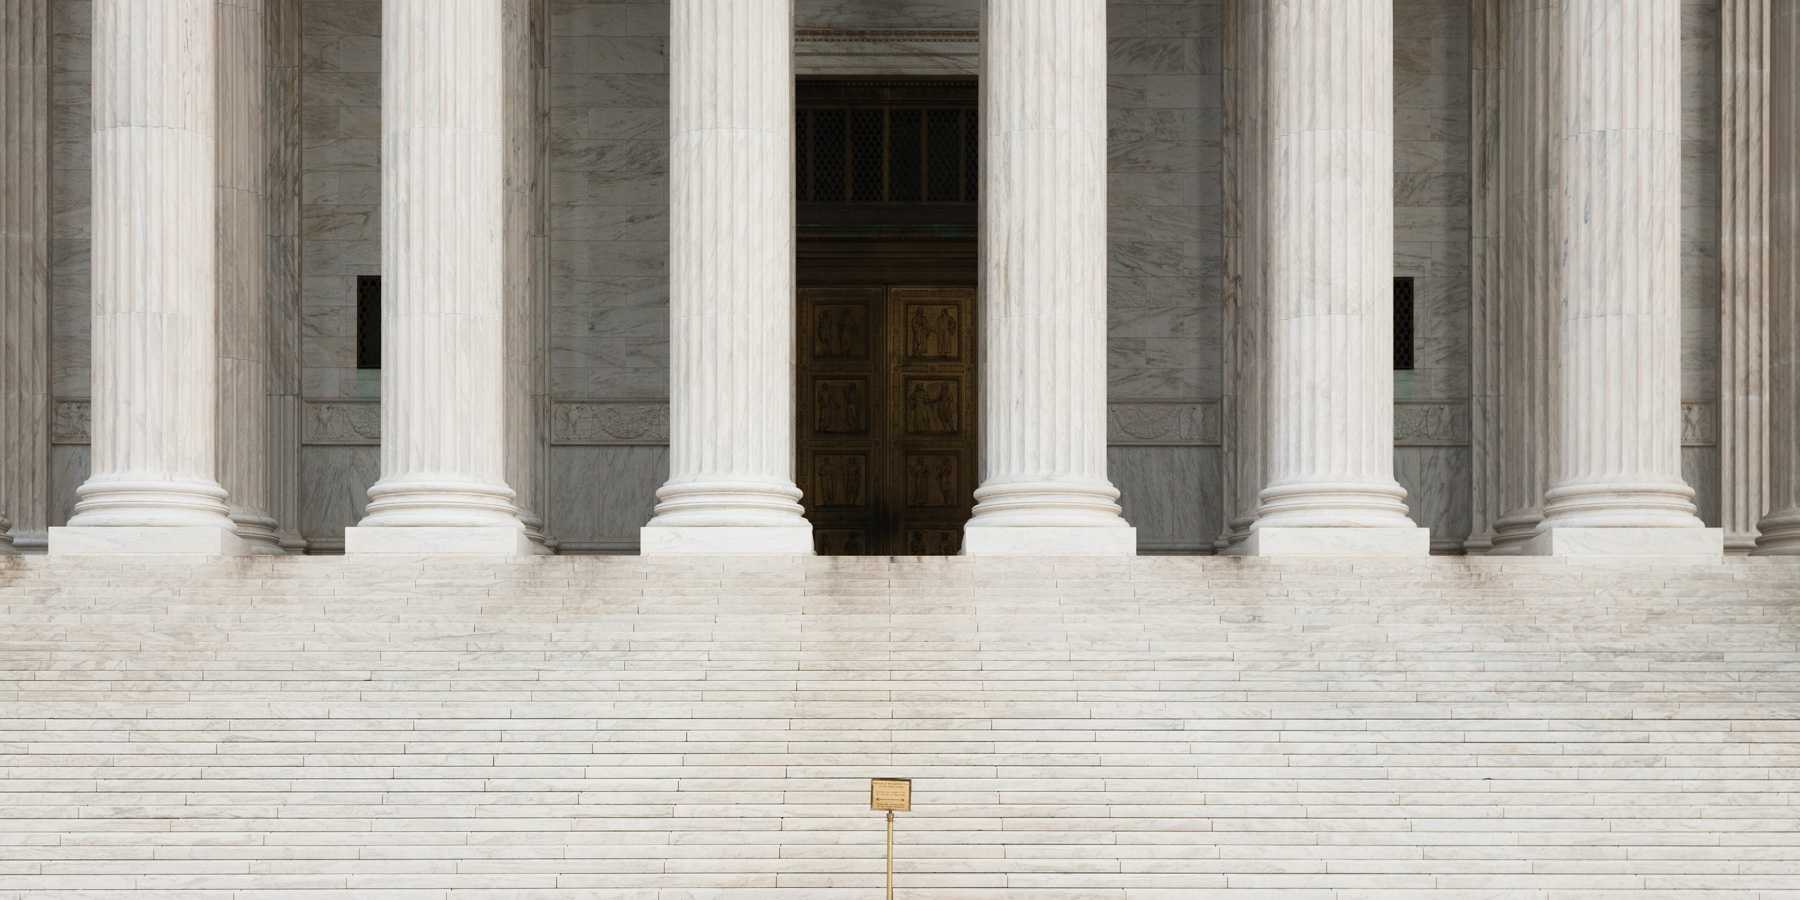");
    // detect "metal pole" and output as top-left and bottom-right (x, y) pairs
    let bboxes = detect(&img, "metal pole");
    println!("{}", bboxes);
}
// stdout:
(886, 810), (894, 899)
